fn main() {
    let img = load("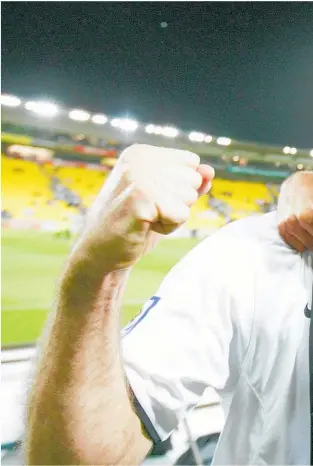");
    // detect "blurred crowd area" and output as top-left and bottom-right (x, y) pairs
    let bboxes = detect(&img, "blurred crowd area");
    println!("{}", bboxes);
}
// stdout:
(1, 153), (279, 236)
